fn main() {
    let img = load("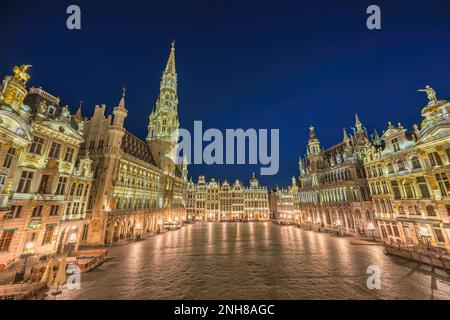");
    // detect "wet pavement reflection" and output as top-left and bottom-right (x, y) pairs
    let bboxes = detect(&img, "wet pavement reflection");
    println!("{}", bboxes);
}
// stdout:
(58, 222), (450, 300)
